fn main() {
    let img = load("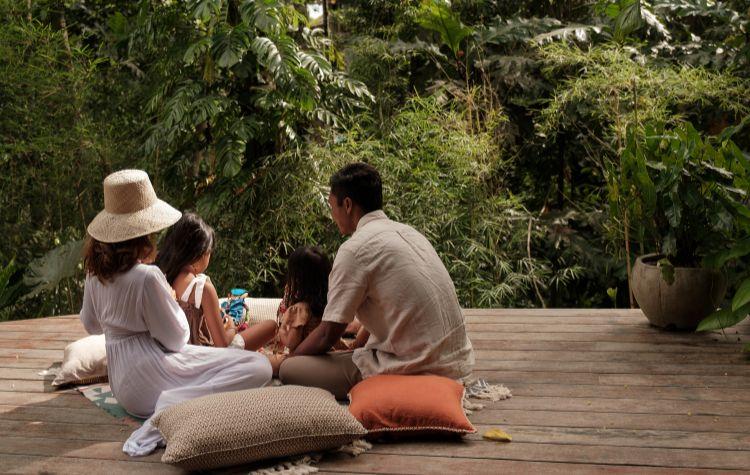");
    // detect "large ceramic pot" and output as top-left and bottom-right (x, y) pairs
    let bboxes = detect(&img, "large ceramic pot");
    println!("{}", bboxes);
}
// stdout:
(631, 254), (727, 330)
